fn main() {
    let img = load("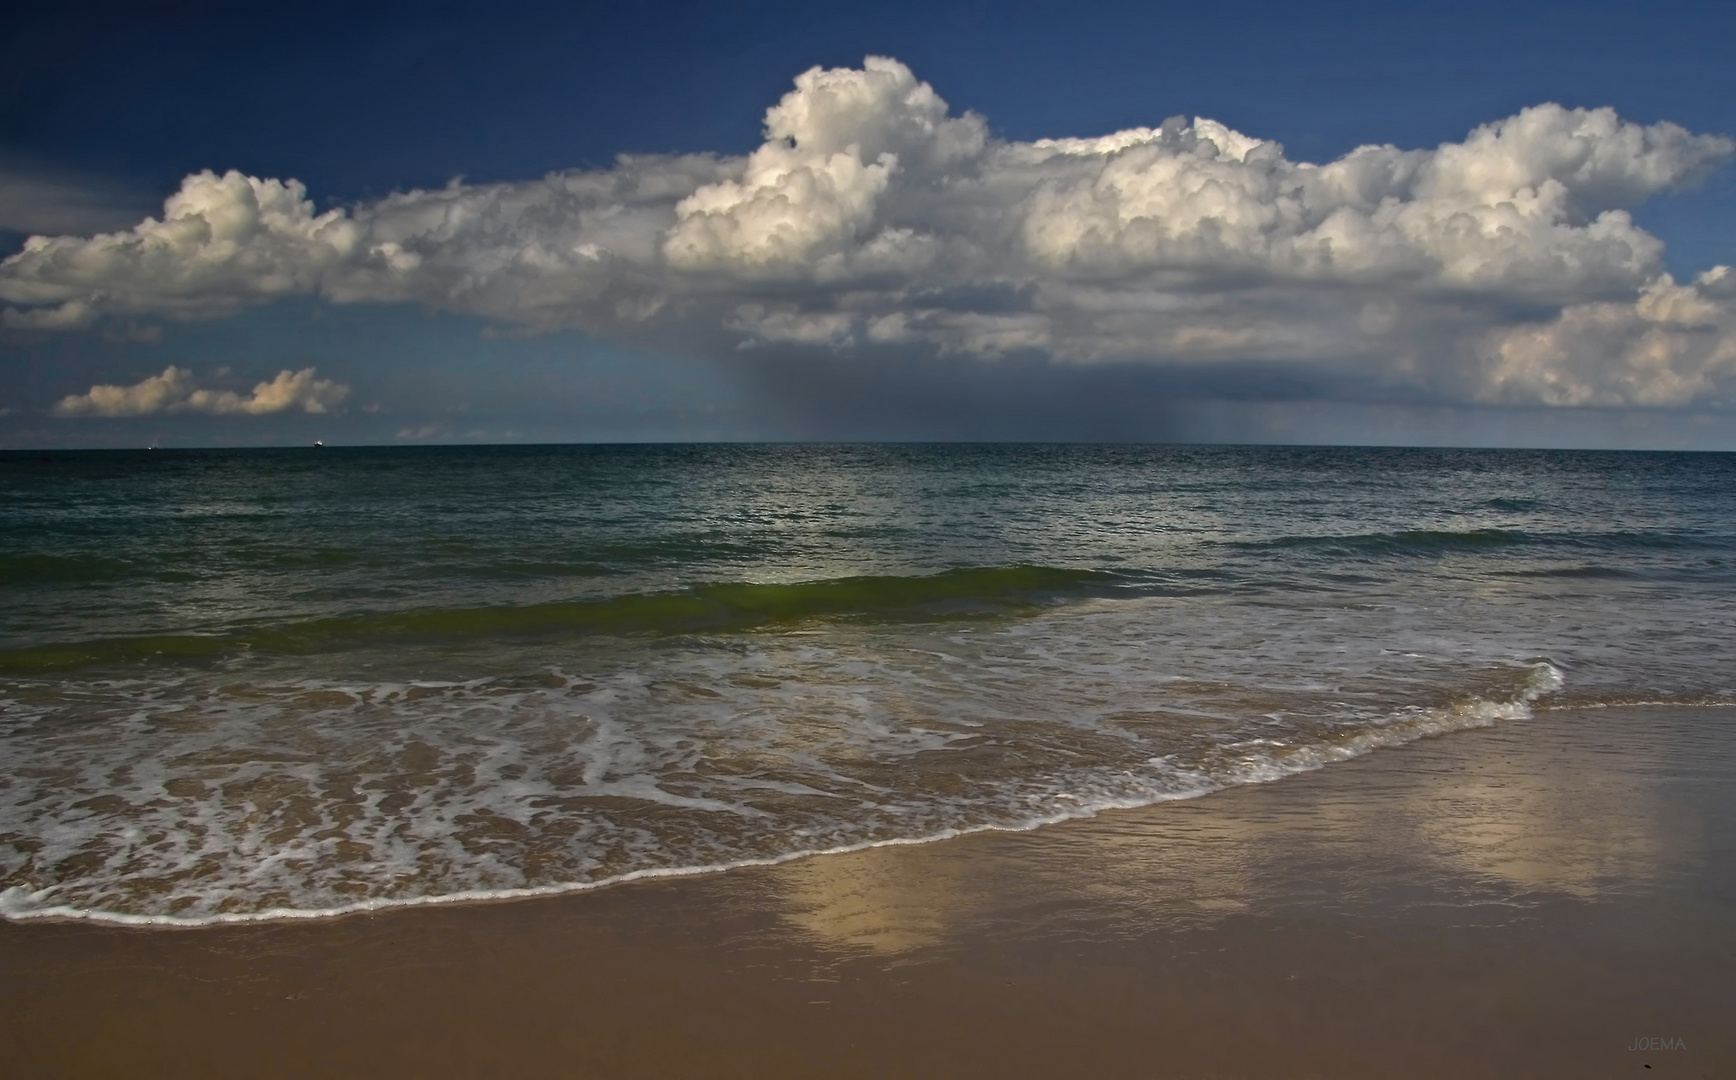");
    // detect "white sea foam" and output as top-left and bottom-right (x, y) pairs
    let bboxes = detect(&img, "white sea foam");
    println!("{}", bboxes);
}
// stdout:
(0, 595), (1570, 927)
